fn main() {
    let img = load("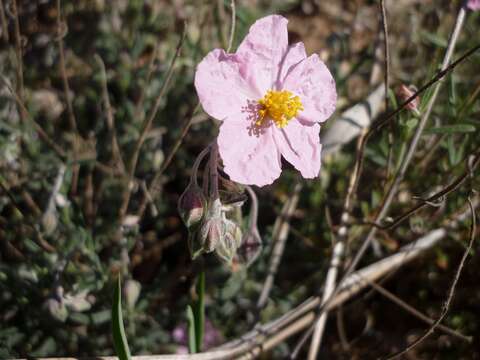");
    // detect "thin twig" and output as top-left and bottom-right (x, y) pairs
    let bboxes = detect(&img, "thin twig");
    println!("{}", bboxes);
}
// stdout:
(0, 76), (67, 158)
(56, 0), (77, 132)
(369, 149), (480, 230)
(257, 182), (302, 310)
(209, 142), (220, 200)
(135, 101), (200, 219)
(11, 0), (25, 122)
(245, 186), (258, 230)
(55, 0), (82, 195)
(379, 0), (393, 184)
(134, 41), (160, 123)
(368, 280), (471, 343)
(307, 240), (344, 360)
(226, 0), (236, 52)
(119, 23), (187, 220)
(95, 54), (126, 173)
(0, 0), (9, 42)
(383, 197), (476, 359)
(0, 180), (56, 253)
(307, 130), (367, 359)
